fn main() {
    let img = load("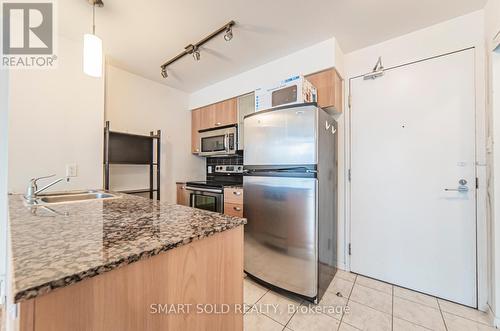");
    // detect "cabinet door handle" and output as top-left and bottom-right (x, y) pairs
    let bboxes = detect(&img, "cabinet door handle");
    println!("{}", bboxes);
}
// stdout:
(233, 191), (242, 196)
(215, 122), (222, 126)
(233, 206), (241, 211)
